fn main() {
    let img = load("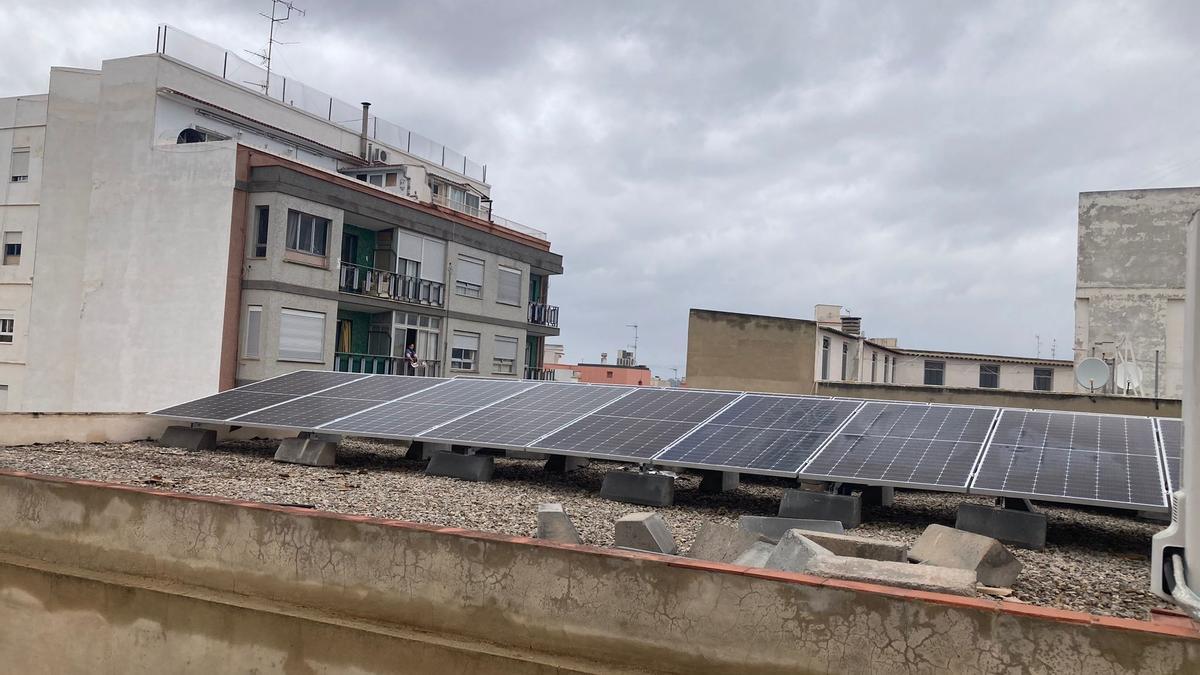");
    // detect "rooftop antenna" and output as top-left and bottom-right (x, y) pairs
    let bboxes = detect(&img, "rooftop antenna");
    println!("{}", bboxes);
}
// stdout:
(626, 324), (639, 361)
(1051, 338), (1057, 359)
(1035, 334), (1041, 358)
(246, 0), (306, 95)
